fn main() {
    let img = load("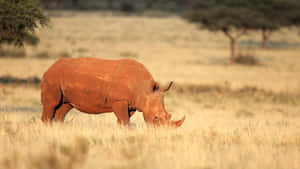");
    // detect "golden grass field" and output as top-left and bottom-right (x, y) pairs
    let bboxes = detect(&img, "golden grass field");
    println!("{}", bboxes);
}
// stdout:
(1, 11), (300, 169)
